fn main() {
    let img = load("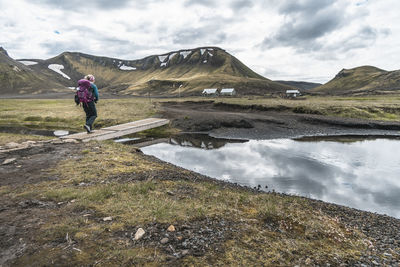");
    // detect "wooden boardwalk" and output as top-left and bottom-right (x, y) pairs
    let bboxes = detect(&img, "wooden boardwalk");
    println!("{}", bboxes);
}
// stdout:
(60, 118), (169, 142)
